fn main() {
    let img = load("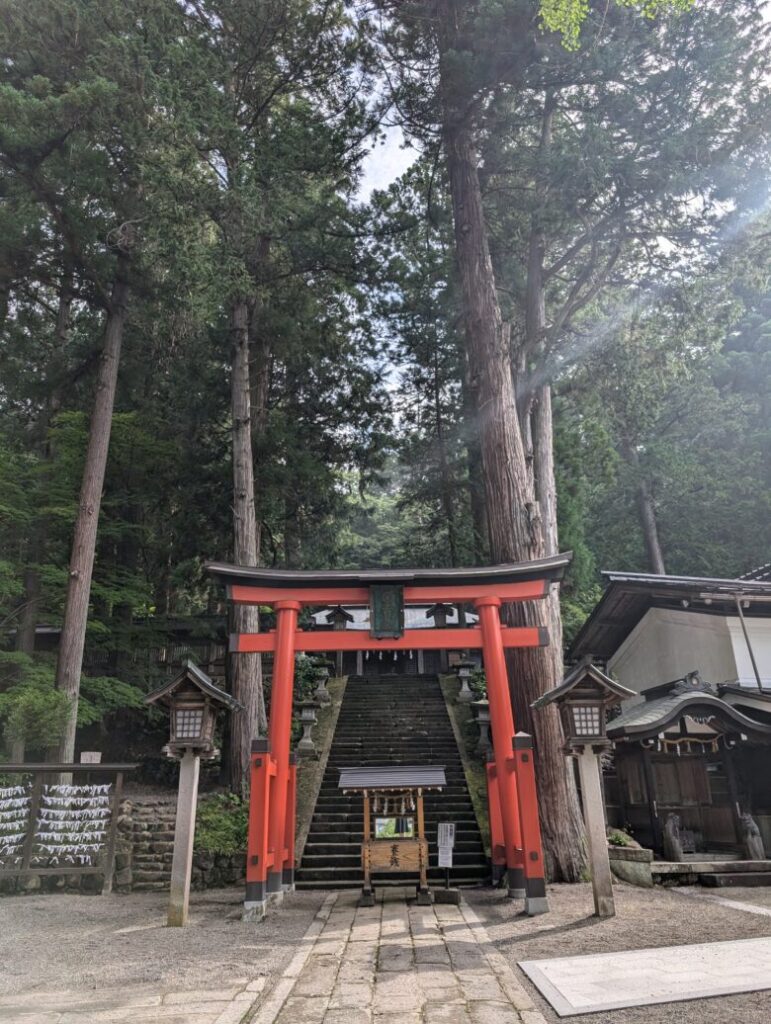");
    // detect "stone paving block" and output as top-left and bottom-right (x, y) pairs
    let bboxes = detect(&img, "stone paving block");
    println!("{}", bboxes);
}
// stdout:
(467, 1001), (522, 1024)
(314, 937), (348, 957)
(164, 989), (242, 1004)
(246, 978), (268, 994)
(276, 995), (328, 1024)
(495, 974), (535, 1011)
(293, 960), (340, 997)
(518, 1010), (547, 1024)
(0, 1015), (63, 1024)
(328, 982), (373, 1009)
(372, 1014), (421, 1024)
(345, 942), (378, 965)
(337, 960), (376, 984)
(423, 1003), (473, 1024)
(323, 1010), (373, 1024)
(413, 942), (452, 965)
(377, 945), (414, 971)
(212, 999), (259, 1024)
(456, 971), (506, 1001)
